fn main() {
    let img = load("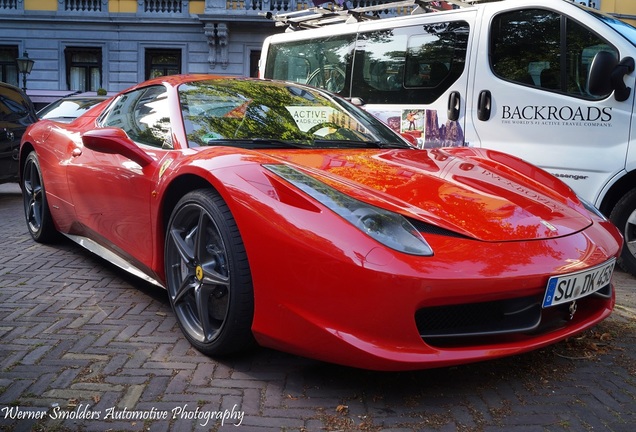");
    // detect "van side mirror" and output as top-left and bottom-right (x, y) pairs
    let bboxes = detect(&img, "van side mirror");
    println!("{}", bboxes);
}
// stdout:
(613, 57), (635, 101)
(588, 51), (635, 102)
